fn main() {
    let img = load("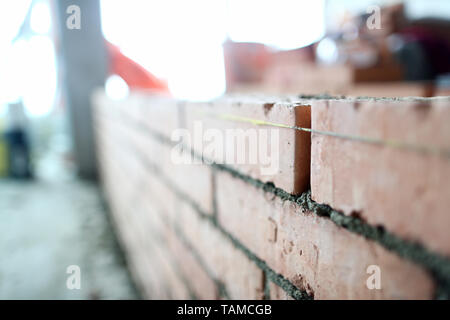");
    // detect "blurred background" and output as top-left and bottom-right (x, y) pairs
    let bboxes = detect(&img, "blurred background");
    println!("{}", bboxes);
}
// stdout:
(0, 0), (449, 299)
